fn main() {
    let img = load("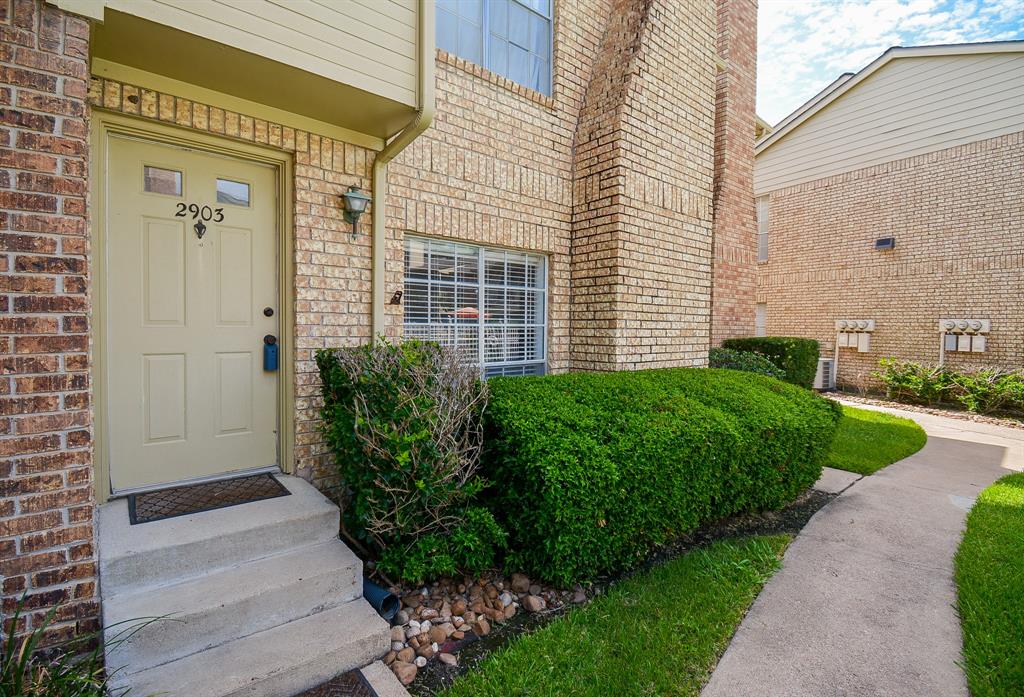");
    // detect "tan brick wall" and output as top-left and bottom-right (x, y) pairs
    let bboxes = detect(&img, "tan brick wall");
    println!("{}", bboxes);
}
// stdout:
(757, 131), (1024, 389)
(0, 0), (97, 644)
(570, 0), (718, 370)
(710, 0), (757, 345)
